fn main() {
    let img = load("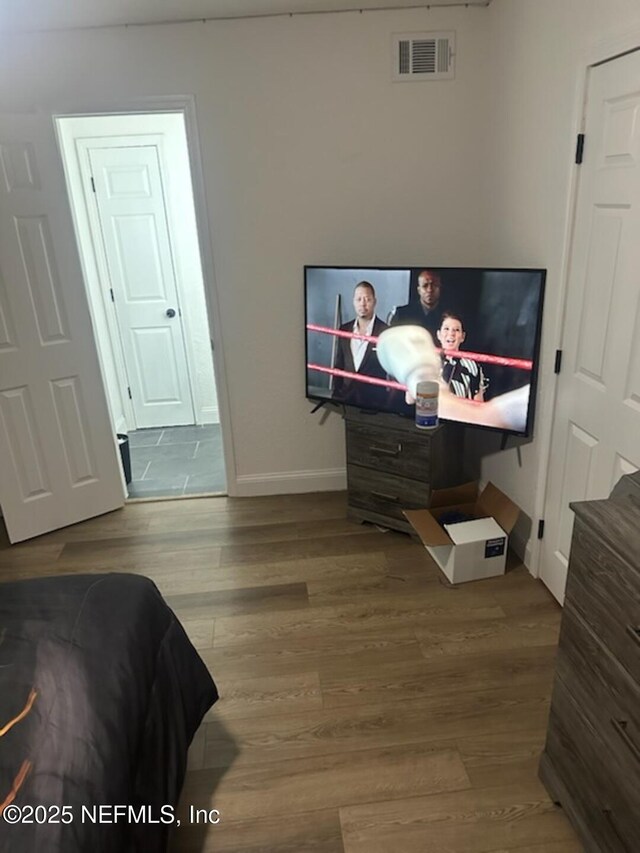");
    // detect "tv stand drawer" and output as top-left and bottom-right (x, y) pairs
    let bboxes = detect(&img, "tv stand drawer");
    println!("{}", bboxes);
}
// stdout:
(347, 463), (431, 521)
(346, 422), (430, 478)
